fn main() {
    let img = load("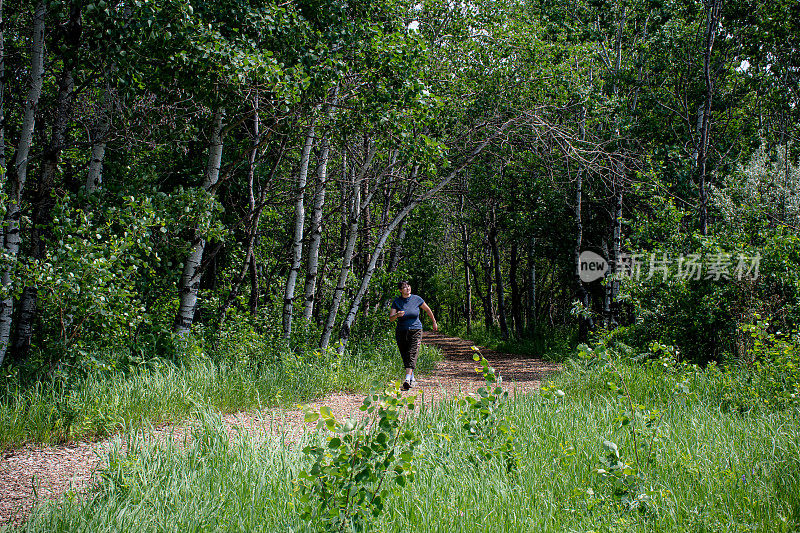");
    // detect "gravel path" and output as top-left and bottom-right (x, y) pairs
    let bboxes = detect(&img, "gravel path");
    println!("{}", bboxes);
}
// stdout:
(0, 332), (560, 528)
